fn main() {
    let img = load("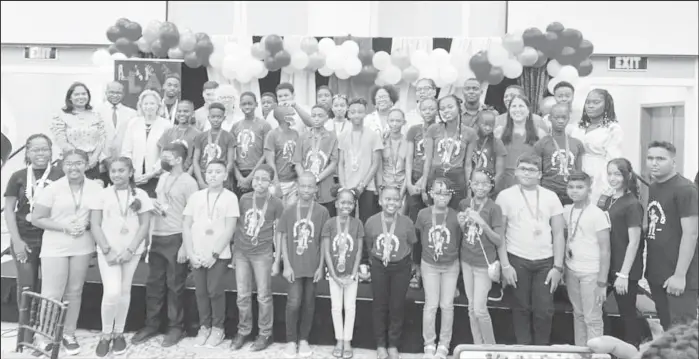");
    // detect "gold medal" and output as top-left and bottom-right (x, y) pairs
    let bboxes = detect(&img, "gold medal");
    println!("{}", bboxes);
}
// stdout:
(25, 213), (32, 222)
